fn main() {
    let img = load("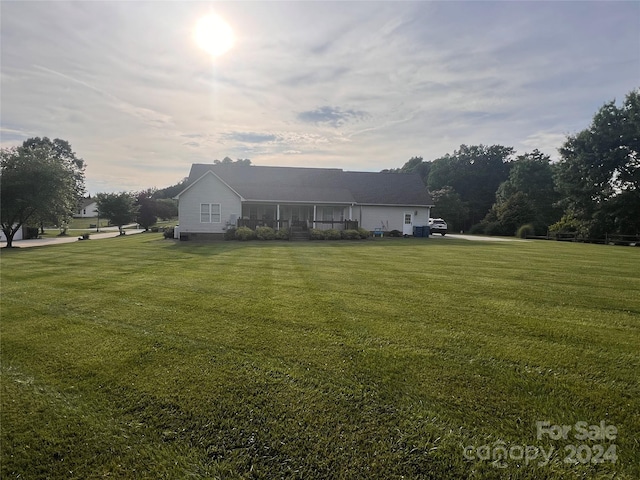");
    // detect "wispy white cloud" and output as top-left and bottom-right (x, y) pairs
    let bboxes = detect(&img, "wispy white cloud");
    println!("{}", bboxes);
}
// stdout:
(33, 65), (174, 129)
(297, 106), (370, 128)
(521, 132), (568, 160)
